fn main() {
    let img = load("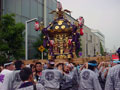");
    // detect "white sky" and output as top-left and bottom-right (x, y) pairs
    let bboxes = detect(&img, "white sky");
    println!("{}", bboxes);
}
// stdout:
(58, 0), (120, 51)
